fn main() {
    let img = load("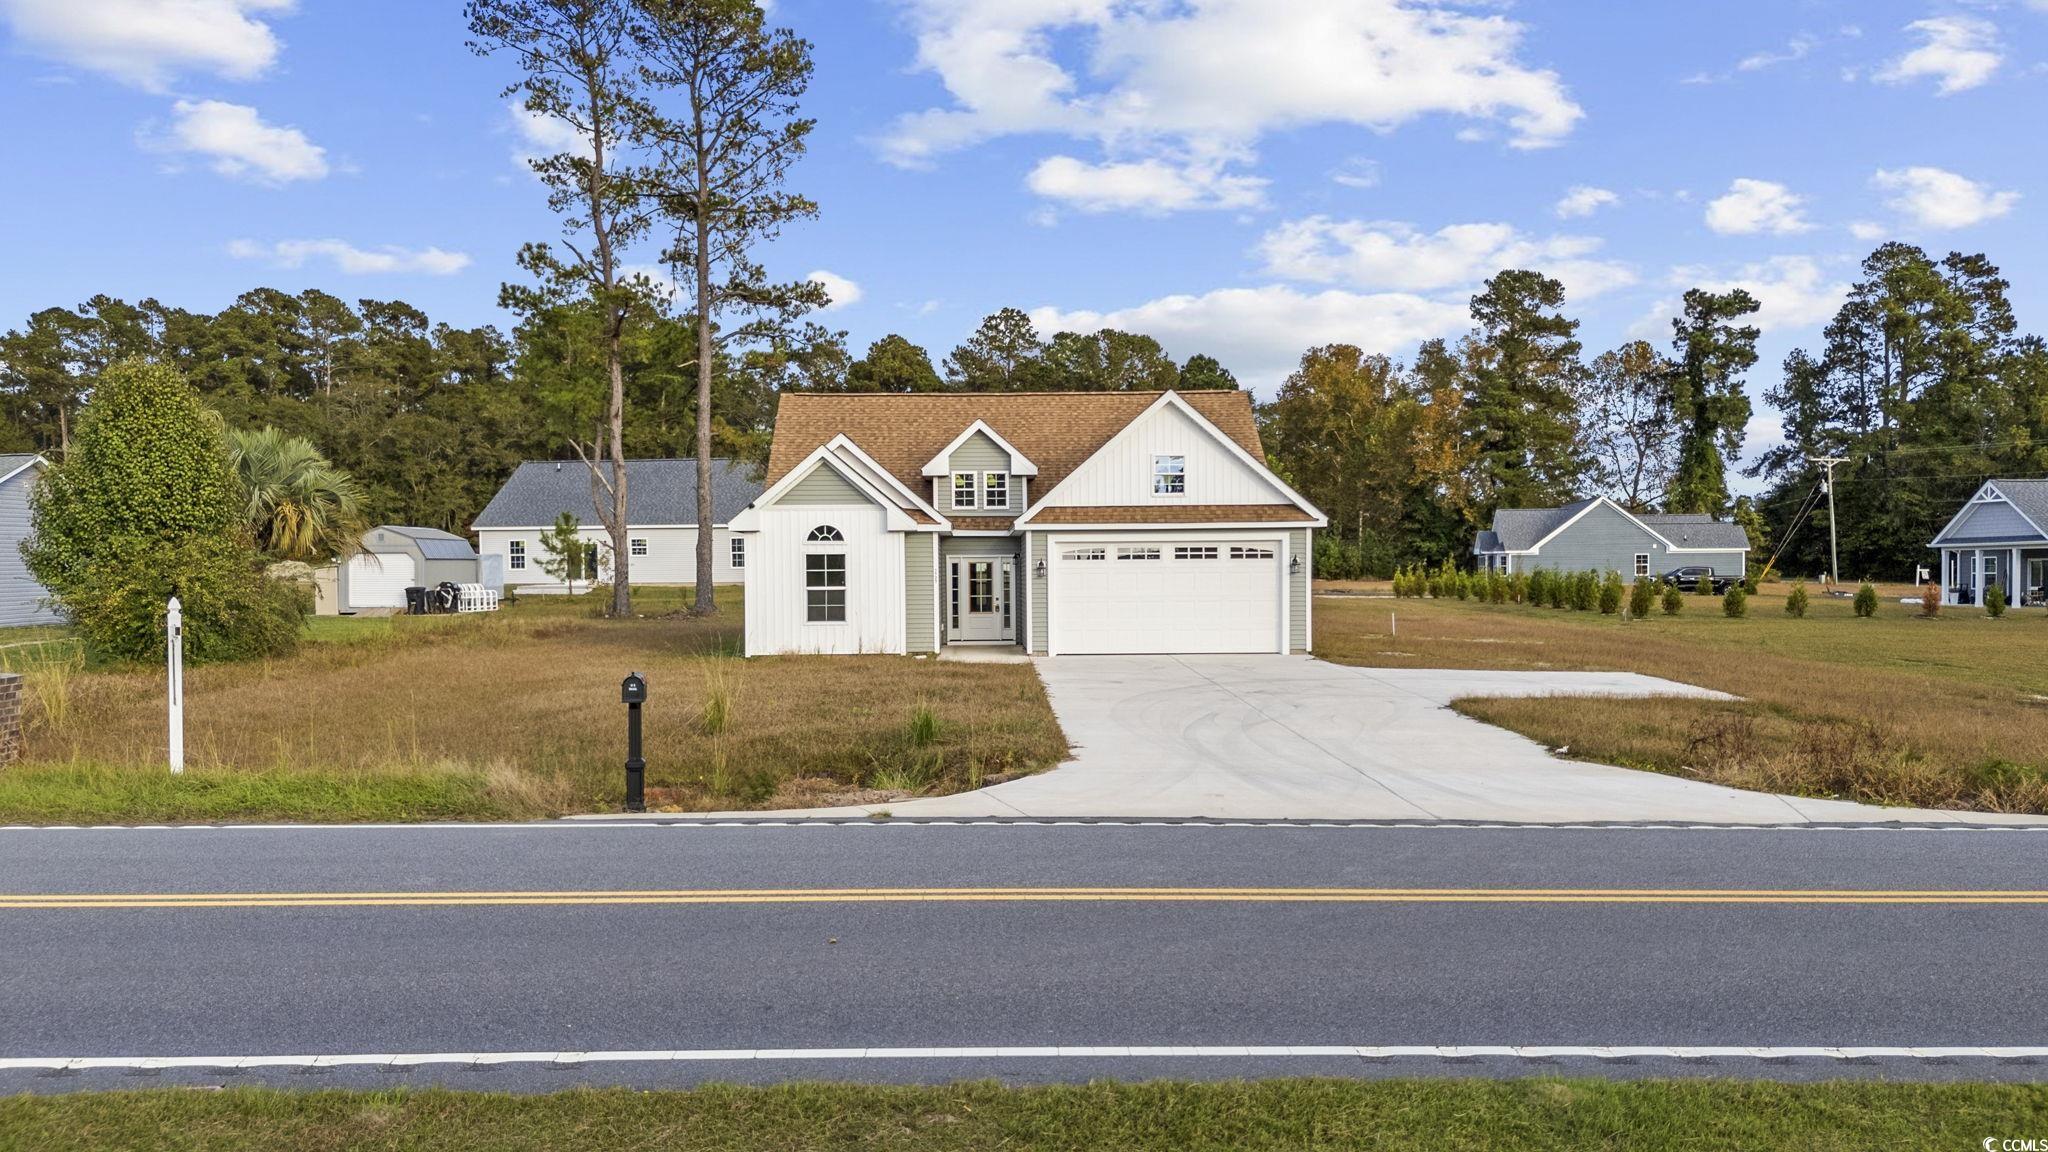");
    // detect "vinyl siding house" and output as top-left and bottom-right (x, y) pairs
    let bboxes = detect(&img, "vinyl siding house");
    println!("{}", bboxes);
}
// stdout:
(0, 454), (59, 628)
(472, 460), (764, 590)
(1473, 496), (1750, 580)
(1930, 479), (2048, 607)
(732, 390), (1326, 657)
